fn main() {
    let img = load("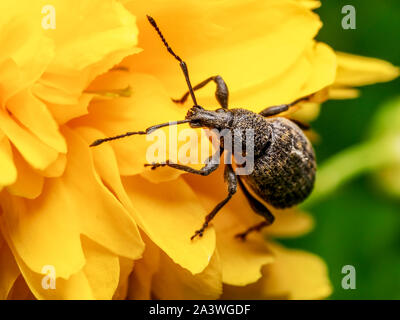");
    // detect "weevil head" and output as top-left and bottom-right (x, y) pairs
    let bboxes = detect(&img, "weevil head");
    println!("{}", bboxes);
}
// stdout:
(186, 105), (234, 130)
